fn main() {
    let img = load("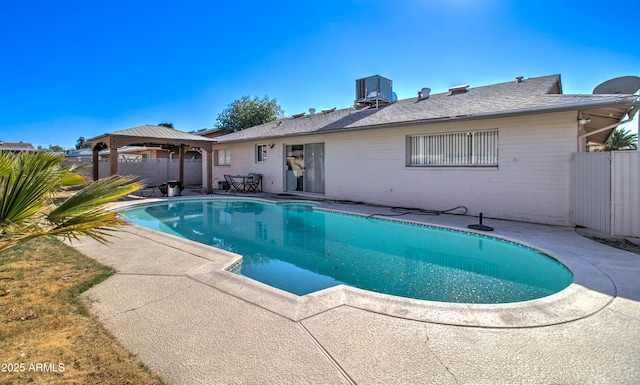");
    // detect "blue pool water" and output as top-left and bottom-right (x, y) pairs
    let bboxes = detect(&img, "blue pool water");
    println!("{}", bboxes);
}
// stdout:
(121, 199), (573, 304)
